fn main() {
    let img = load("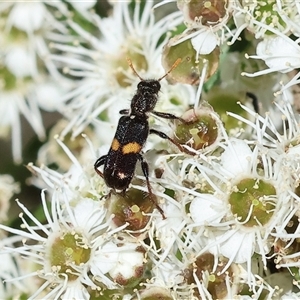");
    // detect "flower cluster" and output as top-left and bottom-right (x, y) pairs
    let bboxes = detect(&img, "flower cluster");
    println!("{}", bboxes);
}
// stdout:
(1, 1), (300, 299)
